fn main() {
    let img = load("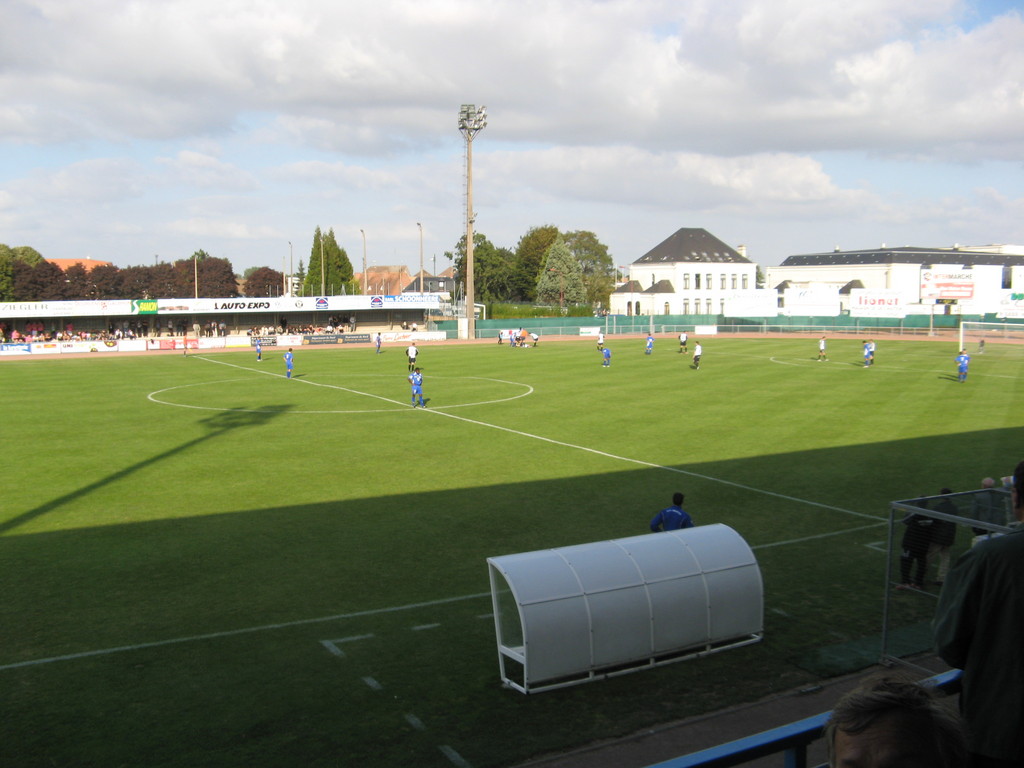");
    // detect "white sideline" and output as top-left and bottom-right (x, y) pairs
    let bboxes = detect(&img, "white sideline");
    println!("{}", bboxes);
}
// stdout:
(0, 592), (490, 671)
(0, 524), (887, 673)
